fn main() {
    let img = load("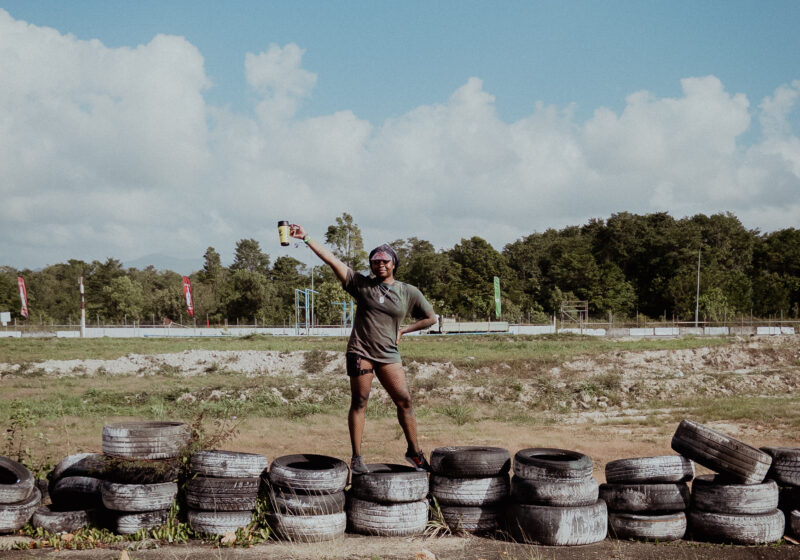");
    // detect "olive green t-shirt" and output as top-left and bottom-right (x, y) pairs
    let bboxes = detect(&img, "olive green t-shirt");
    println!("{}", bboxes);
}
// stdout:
(342, 269), (434, 364)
